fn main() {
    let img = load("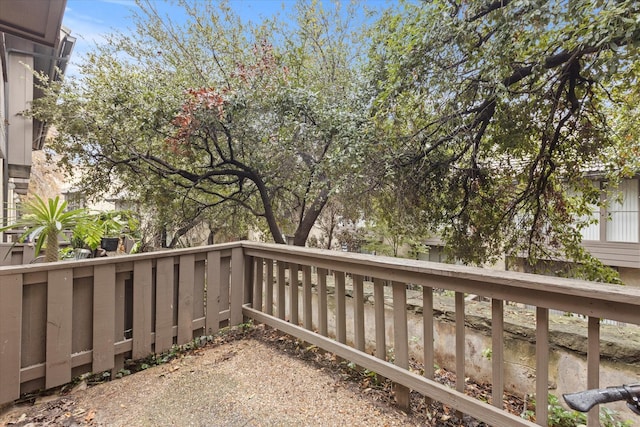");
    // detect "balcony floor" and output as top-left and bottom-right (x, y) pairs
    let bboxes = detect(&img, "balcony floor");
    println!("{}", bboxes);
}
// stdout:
(1, 325), (430, 427)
